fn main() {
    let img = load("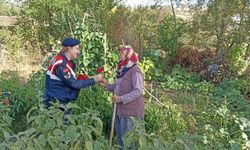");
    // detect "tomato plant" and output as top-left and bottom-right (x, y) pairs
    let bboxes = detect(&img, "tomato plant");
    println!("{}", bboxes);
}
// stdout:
(73, 22), (117, 80)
